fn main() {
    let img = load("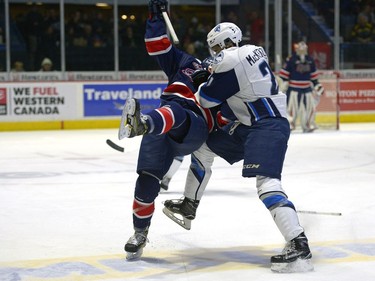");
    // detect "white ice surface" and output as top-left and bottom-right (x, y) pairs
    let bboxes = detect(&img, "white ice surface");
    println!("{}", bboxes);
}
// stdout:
(1, 123), (375, 281)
